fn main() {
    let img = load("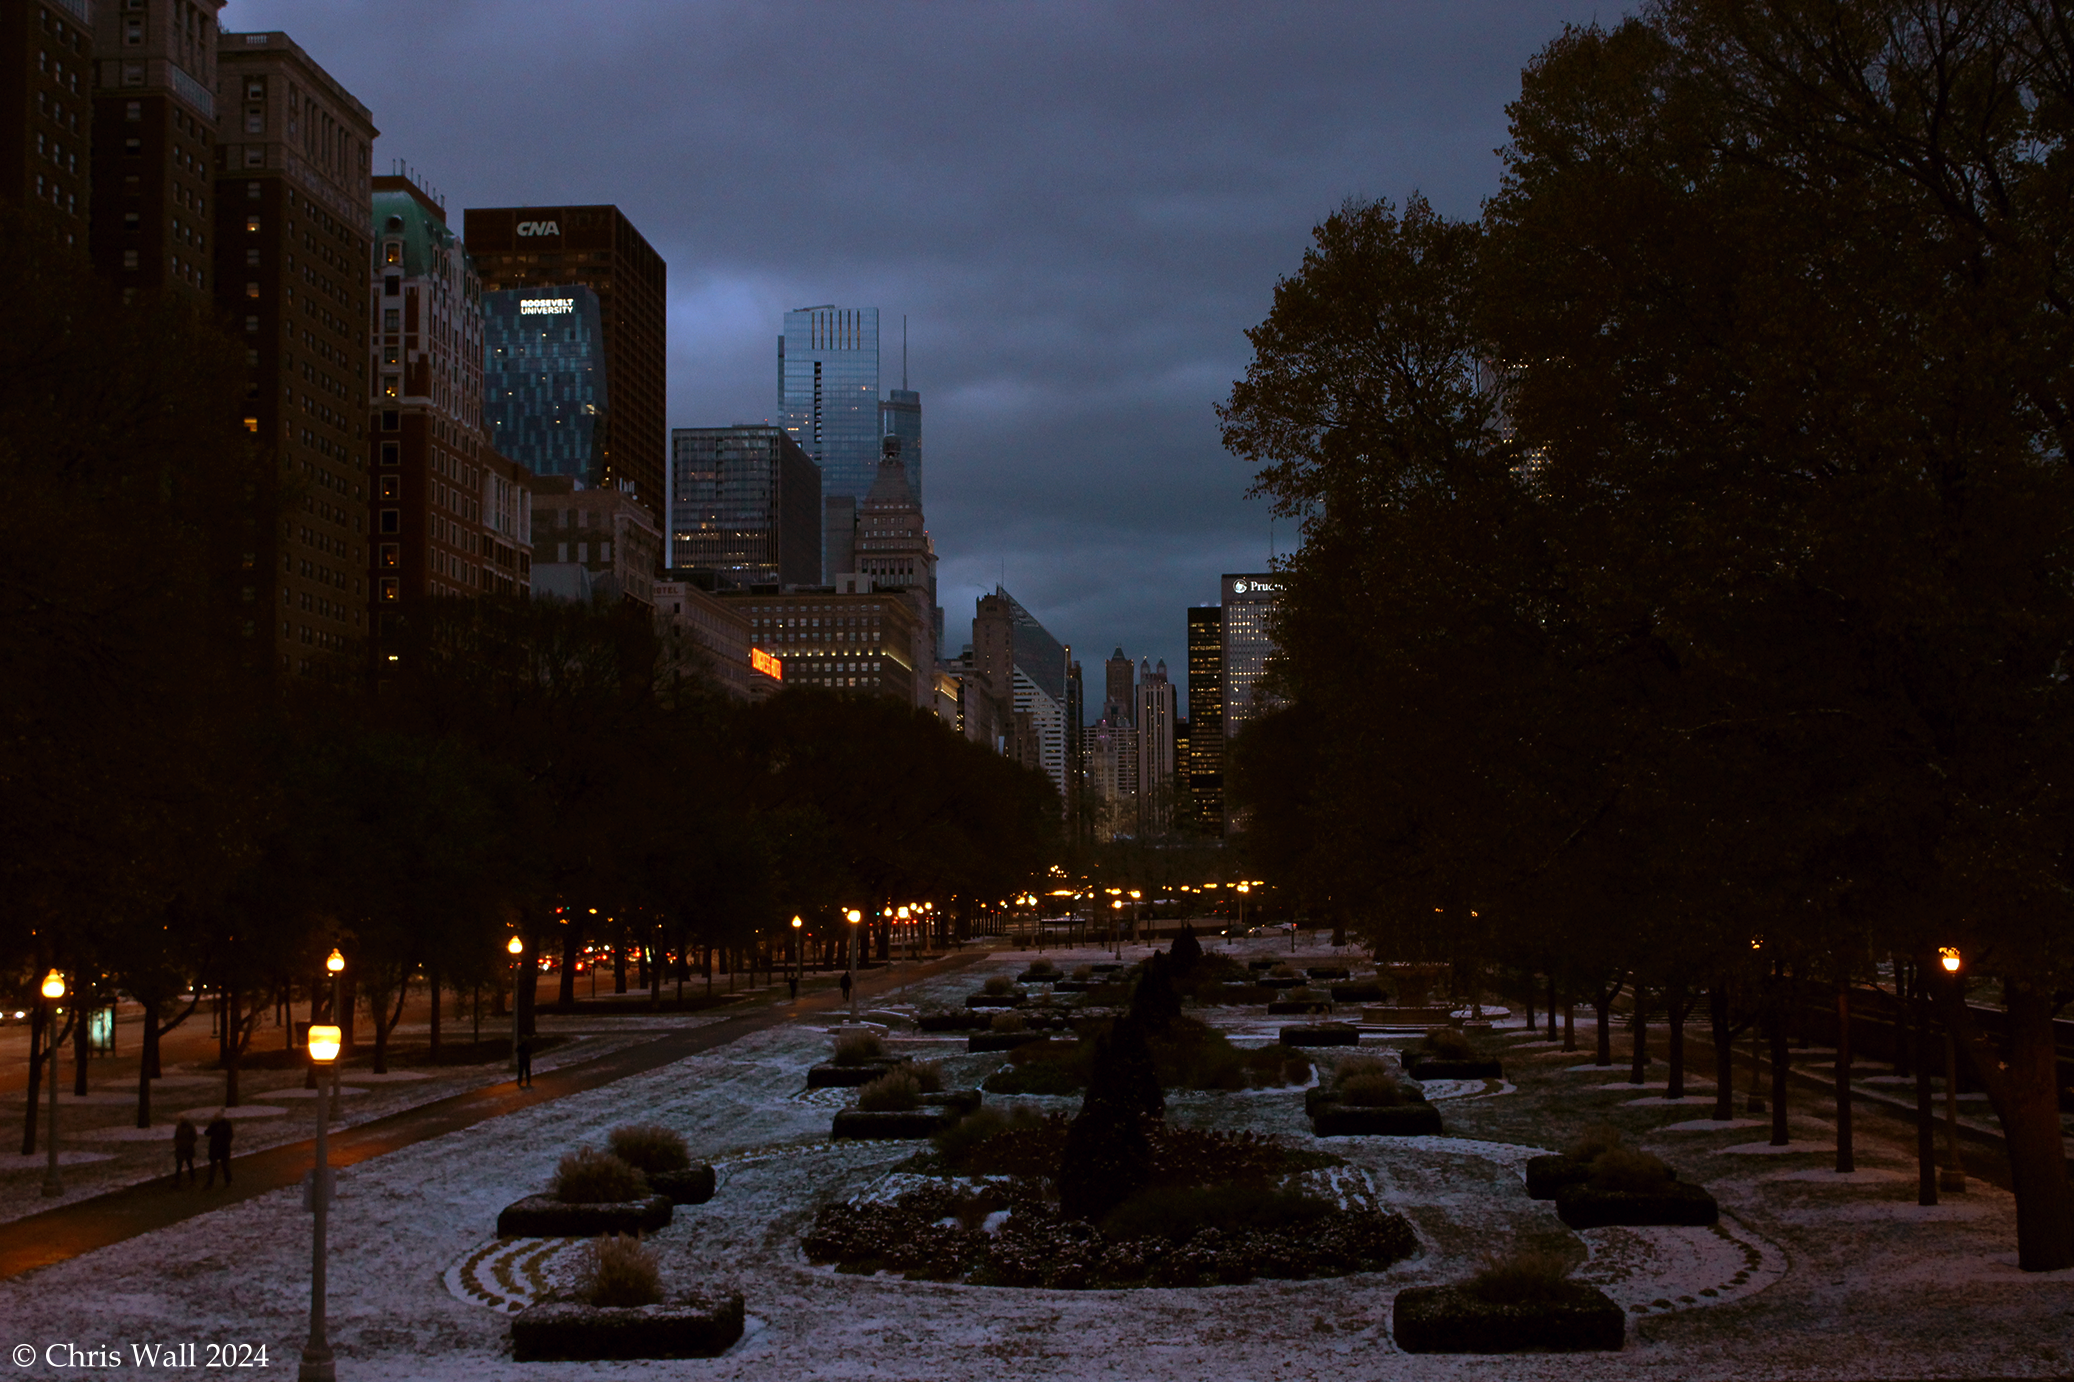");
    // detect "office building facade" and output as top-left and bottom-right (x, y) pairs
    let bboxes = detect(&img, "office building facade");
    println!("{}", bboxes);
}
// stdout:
(722, 589), (921, 701)
(1135, 658), (1176, 833)
(3, 0), (94, 236)
(780, 304), (881, 505)
(970, 586), (1070, 804)
(1222, 572), (1283, 745)
(482, 284), (605, 484)
(213, 29), (374, 679)
(90, 0), (221, 300)
(853, 441), (938, 696)
(529, 477), (660, 610)
(667, 424), (820, 588)
(465, 204), (667, 512)
(367, 172), (524, 617)
(654, 578), (775, 702)
(1186, 604), (1224, 829)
